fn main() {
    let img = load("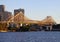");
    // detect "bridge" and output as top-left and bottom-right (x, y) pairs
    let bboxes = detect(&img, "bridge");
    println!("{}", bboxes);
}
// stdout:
(0, 12), (57, 31)
(40, 16), (56, 25)
(0, 12), (57, 25)
(7, 12), (40, 24)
